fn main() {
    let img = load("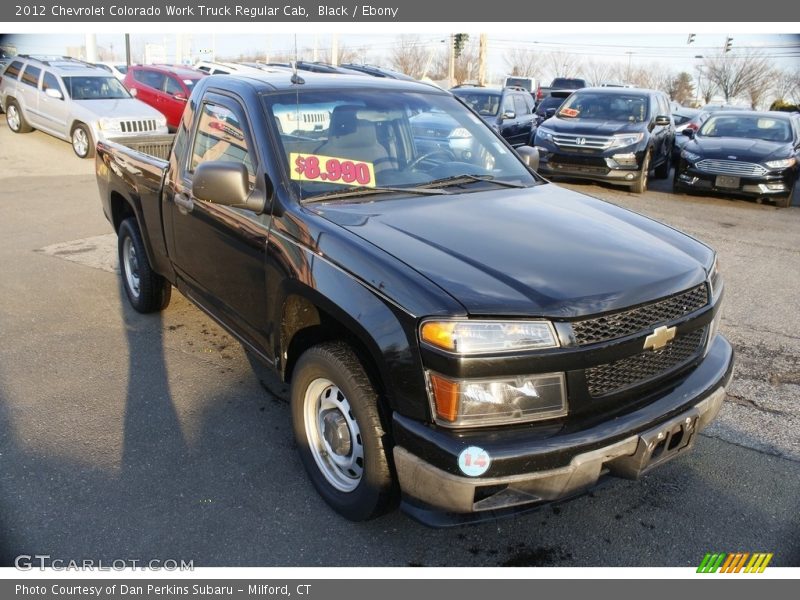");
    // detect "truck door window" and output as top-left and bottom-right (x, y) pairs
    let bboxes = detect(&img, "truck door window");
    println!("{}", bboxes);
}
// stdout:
(513, 95), (528, 116)
(190, 101), (255, 189)
(20, 65), (41, 88)
(164, 76), (183, 96)
(41, 71), (63, 96)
